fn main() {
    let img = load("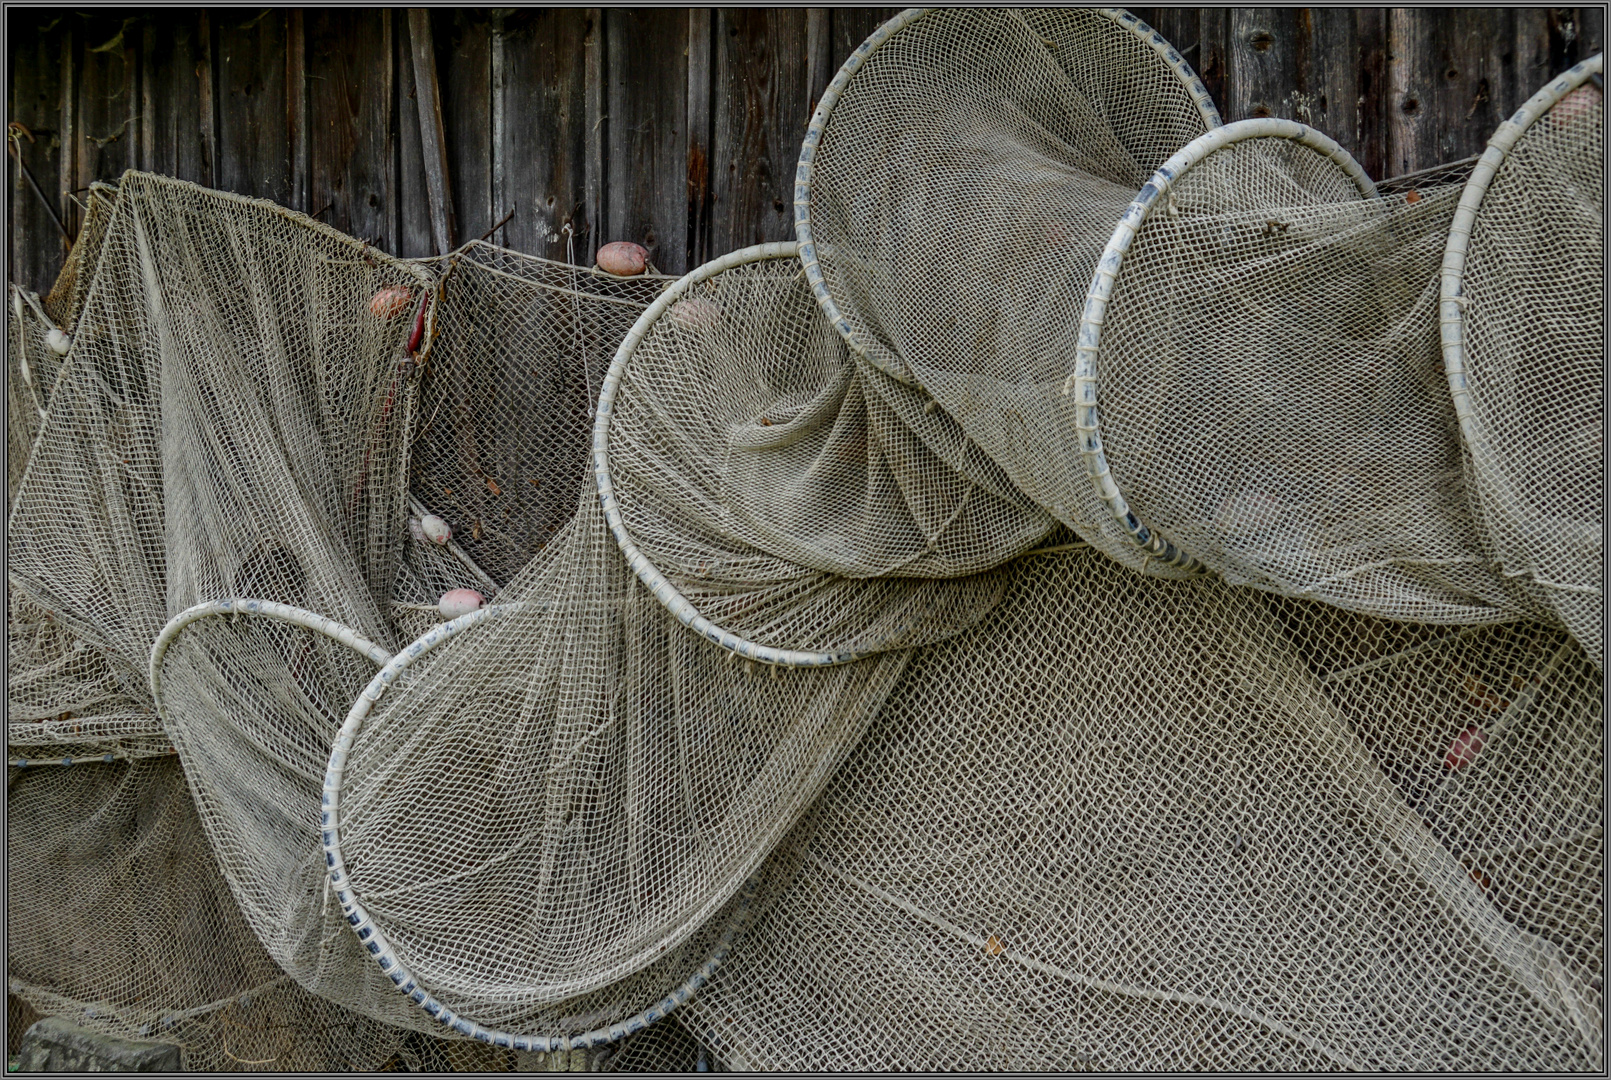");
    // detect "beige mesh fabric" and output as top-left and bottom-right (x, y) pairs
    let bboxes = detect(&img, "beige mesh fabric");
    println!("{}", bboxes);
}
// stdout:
(317, 249), (1016, 1038)
(1445, 68), (1604, 661)
(5, 13), (1604, 1073)
(1091, 134), (1538, 622)
(7, 182), (118, 508)
(667, 547), (1602, 1071)
(797, 7), (1217, 578)
(6, 757), (419, 1071)
(408, 243), (671, 587)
